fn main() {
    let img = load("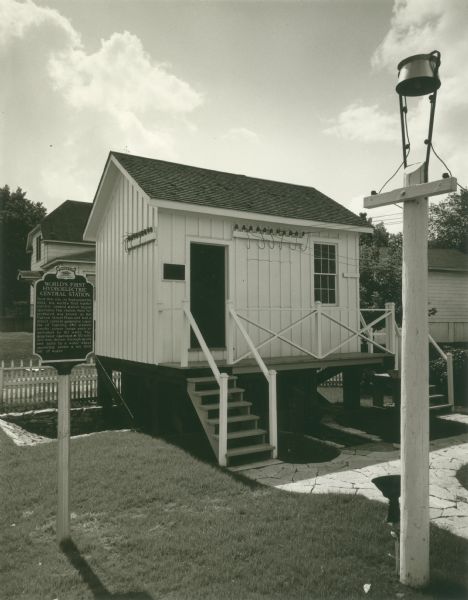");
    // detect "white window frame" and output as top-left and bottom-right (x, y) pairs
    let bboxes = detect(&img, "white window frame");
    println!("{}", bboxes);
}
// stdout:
(313, 242), (338, 305)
